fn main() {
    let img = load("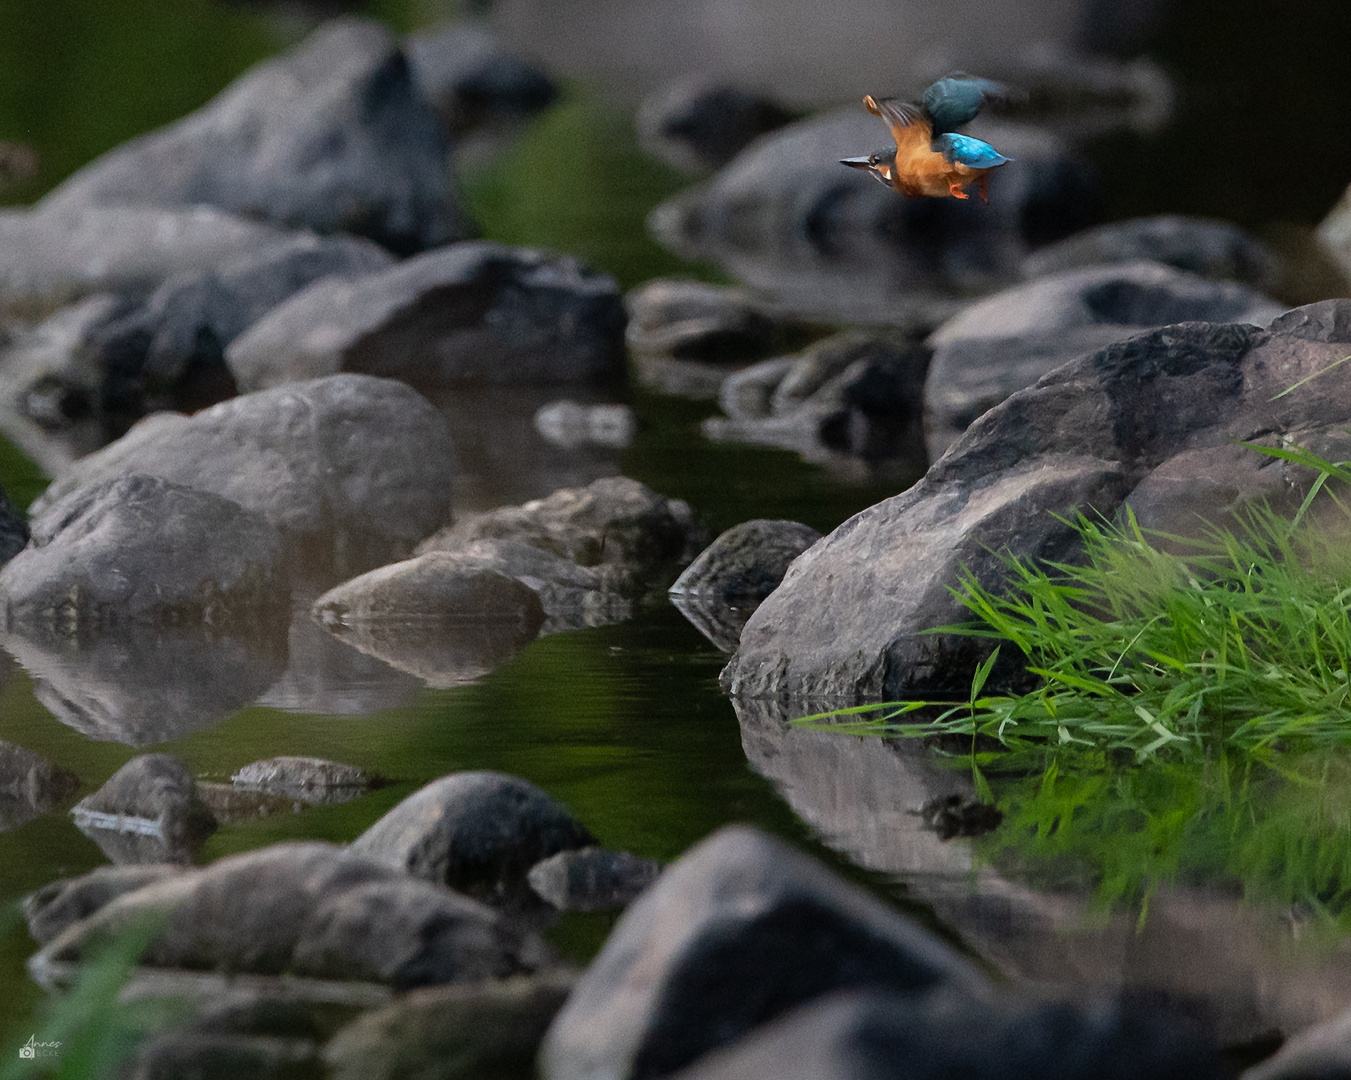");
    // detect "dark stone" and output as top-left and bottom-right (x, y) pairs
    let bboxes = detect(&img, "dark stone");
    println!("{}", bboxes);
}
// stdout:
(2, 475), (287, 632)
(70, 754), (217, 865)
(638, 78), (797, 174)
(29, 374), (456, 581)
(88, 233), (393, 427)
(348, 772), (594, 903)
(226, 242), (627, 392)
(704, 331), (931, 474)
(671, 519), (821, 602)
(527, 847), (662, 912)
(0, 738), (78, 832)
(121, 1032), (318, 1080)
(0, 620), (288, 746)
(624, 279), (791, 365)
(538, 826), (990, 1080)
(24, 864), (184, 945)
(417, 476), (707, 597)
(1023, 216), (1277, 288)
(408, 22), (557, 136)
(312, 558), (546, 687)
(724, 309), (1351, 700)
(1268, 297), (1351, 343)
(324, 970), (576, 1080)
(666, 989), (1228, 1080)
(651, 108), (1095, 325)
(39, 18), (464, 255)
(231, 757), (377, 805)
(30, 842), (547, 989)
(919, 795), (1003, 840)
